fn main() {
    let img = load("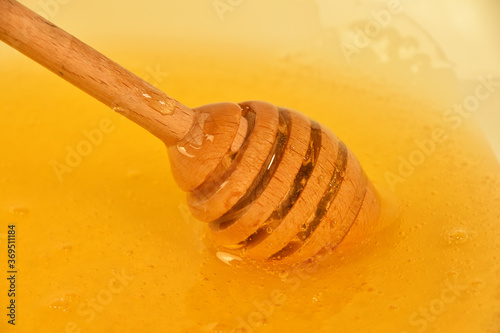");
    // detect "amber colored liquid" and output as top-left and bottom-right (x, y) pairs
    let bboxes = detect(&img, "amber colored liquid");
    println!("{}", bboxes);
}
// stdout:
(1, 43), (499, 333)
